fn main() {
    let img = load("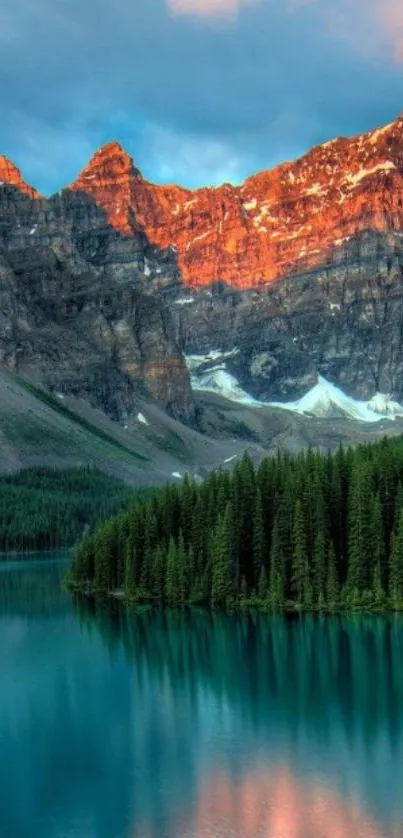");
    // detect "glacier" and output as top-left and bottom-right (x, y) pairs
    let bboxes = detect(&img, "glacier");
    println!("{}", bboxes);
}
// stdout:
(186, 352), (403, 423)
